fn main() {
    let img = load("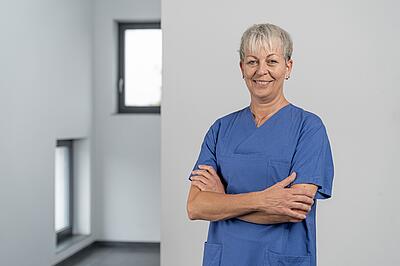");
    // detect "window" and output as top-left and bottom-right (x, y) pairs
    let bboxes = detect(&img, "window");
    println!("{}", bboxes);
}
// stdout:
(118, 22), (162, 113)
(55, 140), (73, 243)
